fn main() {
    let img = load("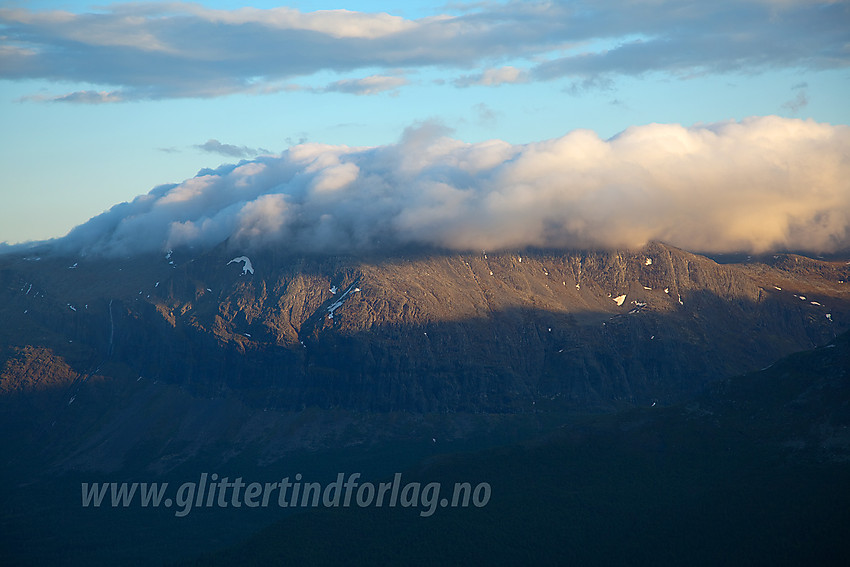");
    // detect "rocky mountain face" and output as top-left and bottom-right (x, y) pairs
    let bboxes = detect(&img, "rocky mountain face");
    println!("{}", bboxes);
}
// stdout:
(1, 242), (848, 473)
(2, 241), (848, 416)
